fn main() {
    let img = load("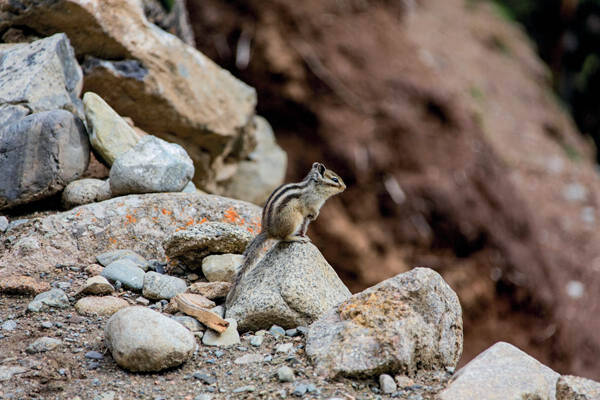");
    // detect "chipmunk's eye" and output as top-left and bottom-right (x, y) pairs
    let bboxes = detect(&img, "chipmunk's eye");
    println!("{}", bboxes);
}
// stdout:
(332, 177), (339, 183)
